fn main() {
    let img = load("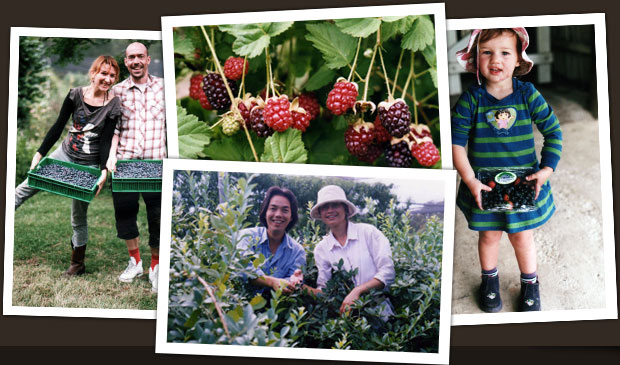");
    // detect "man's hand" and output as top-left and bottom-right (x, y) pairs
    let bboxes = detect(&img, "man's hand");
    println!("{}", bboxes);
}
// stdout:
(289, 269), (303, 287)
(463, 177), (492, 210)
(30, 152), (43, 170)
(270, 277), (295, 294)
(526, 166), (553, 200)
(106, 155), (117, 172)
(95, 169), (107, 197)
(340, 287), (362, 314)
